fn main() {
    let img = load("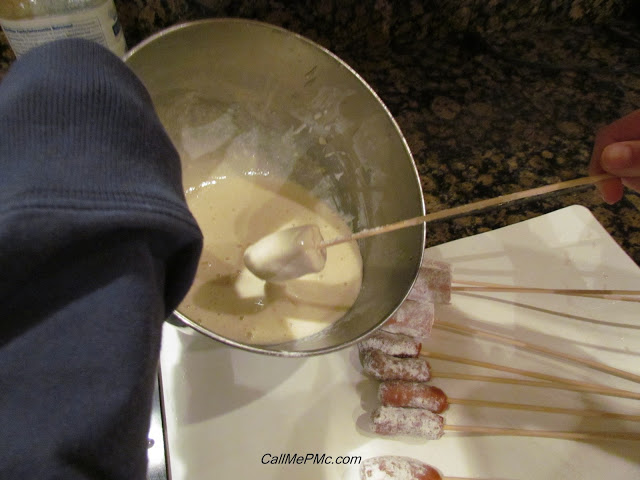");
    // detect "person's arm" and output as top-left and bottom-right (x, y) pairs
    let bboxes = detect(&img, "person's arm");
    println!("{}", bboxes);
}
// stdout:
(0, 39), (202, 479)
(589, 109), (640, 204)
